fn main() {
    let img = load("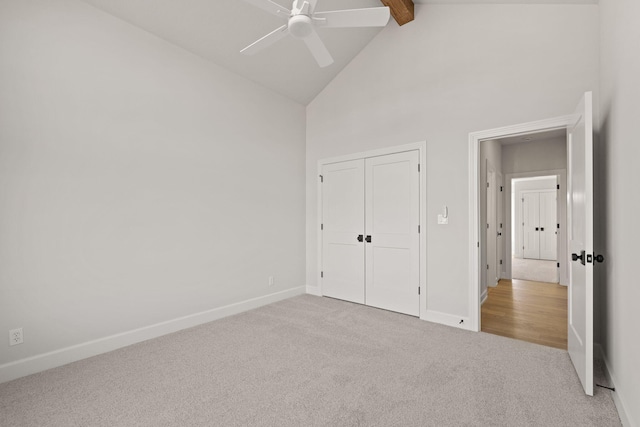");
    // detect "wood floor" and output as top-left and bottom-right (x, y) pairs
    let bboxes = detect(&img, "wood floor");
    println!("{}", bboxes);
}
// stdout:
(481, 279), (568, 350)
